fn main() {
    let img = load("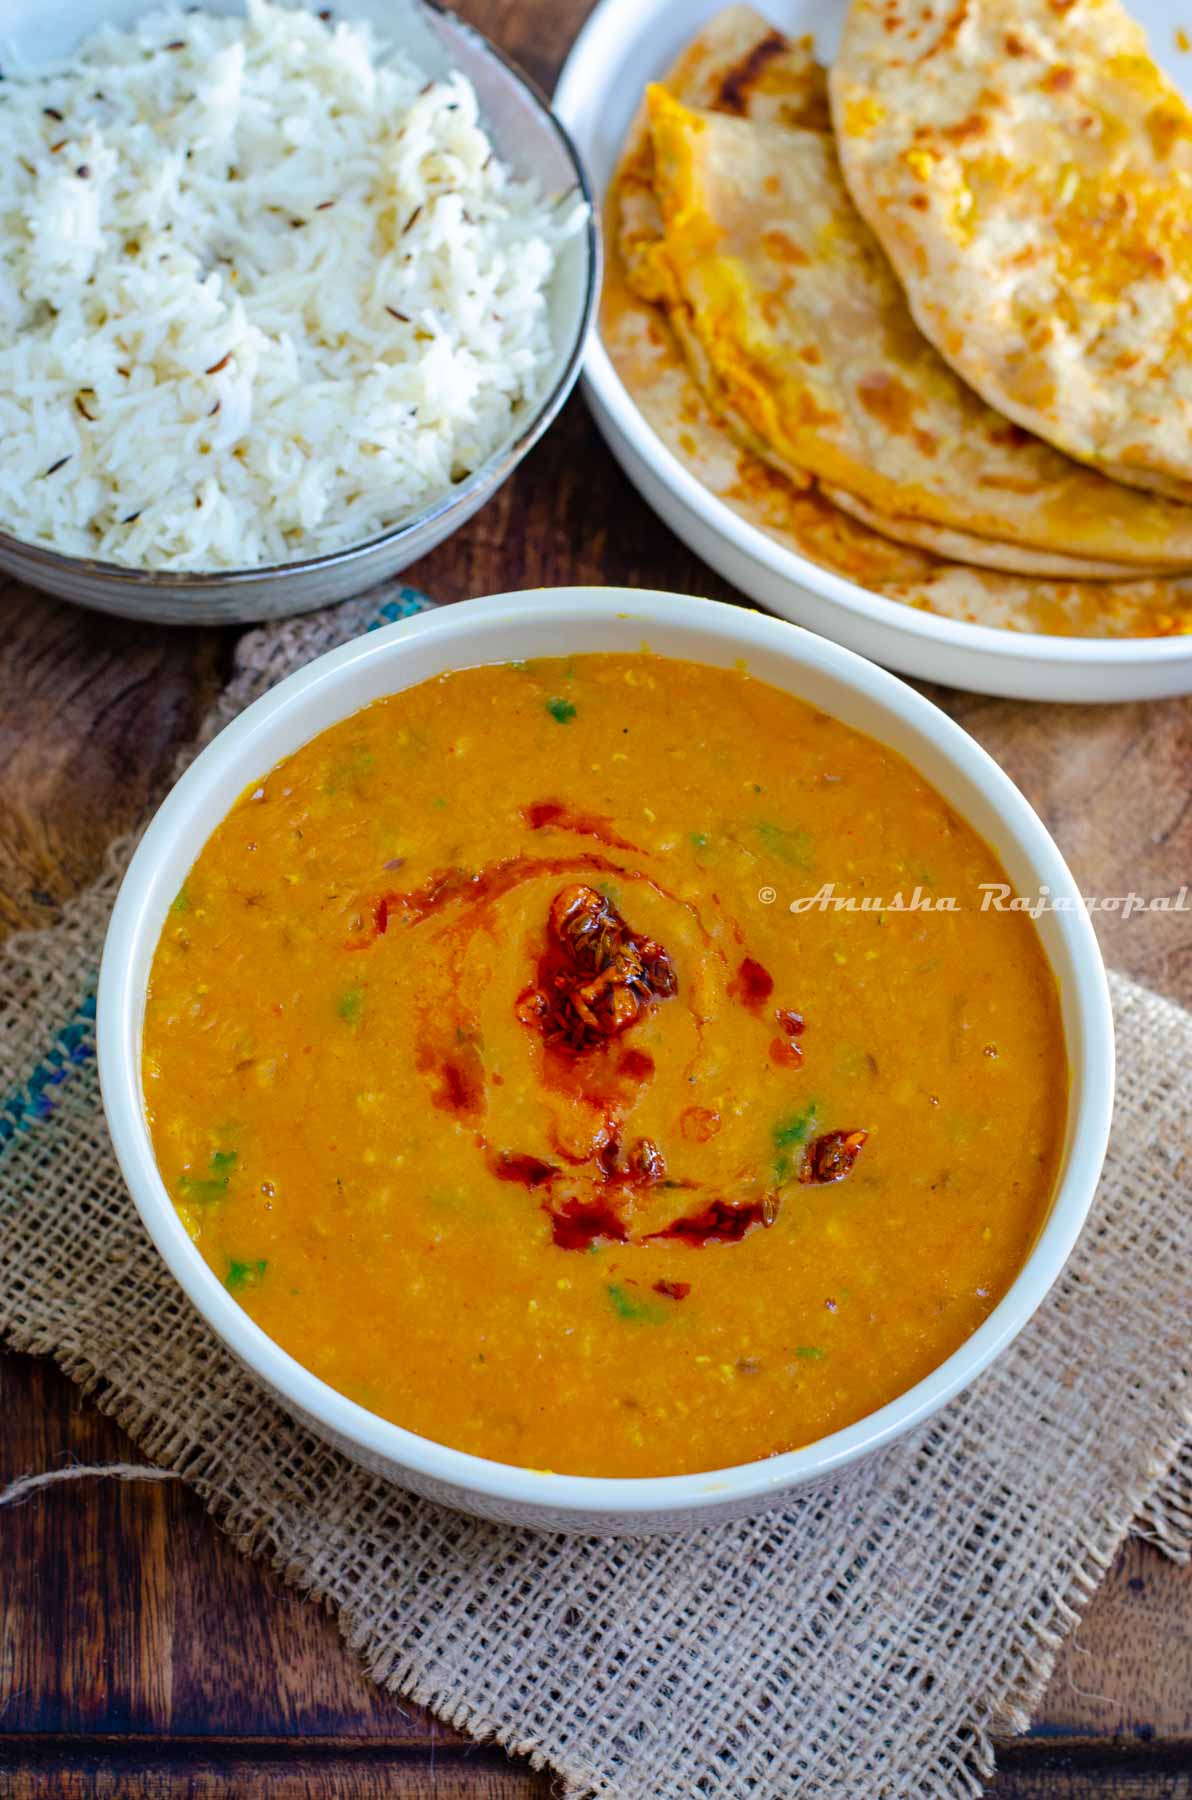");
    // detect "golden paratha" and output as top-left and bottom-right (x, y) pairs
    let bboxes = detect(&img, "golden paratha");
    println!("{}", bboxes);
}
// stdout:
(617, 8), (1190, 575)
(832, 0), (1192, 501)
(637, 87), (1192, 574)
(601, 9), (1192, 635)
(615, 6), (828, 306)
(820, 486), (1182, 578)
(601, 246), (1192, 636)
(645, 3), (830, 128)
